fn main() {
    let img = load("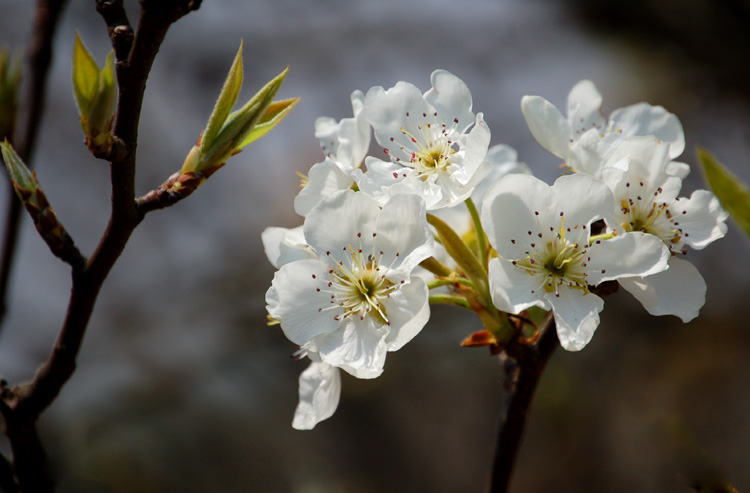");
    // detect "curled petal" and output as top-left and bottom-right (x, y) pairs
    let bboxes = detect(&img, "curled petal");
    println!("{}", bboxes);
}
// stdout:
(521, 95), (571, 160)
(292, 362), (341, 430)
(546, 287), (603, 351)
